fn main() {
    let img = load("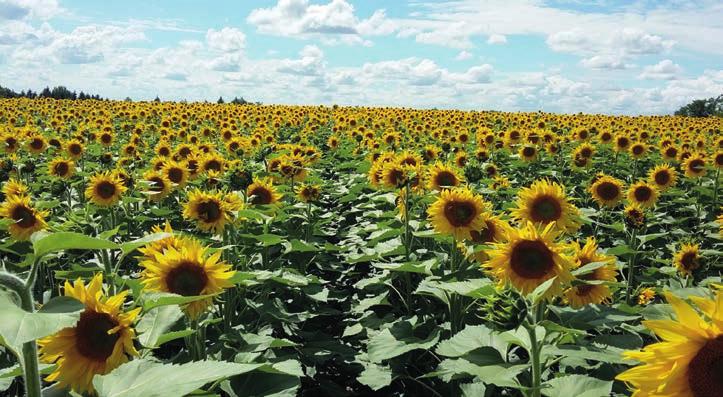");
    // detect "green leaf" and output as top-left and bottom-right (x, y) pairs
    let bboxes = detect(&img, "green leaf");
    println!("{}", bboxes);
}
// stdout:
(32, 232), (119, 258)
(240, 233), (283, 247)
(0, 292), (80, 356)
(367, 322), (440, 363)
(542, 374), (613, 397)
(460, 381), (487, 397)
(605, 244), (639, 256)
(281, 239), (318, 253)
(136, 305), (184, 348)
(357, 363), (392, 391)
(141, 292), (215, 311)
(38, 296), (84, 313)
(427, 359), (525, 387)
(93, 359), (269, 397)
(436, 325), (506, 360)
(529, 277), (557, 303)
